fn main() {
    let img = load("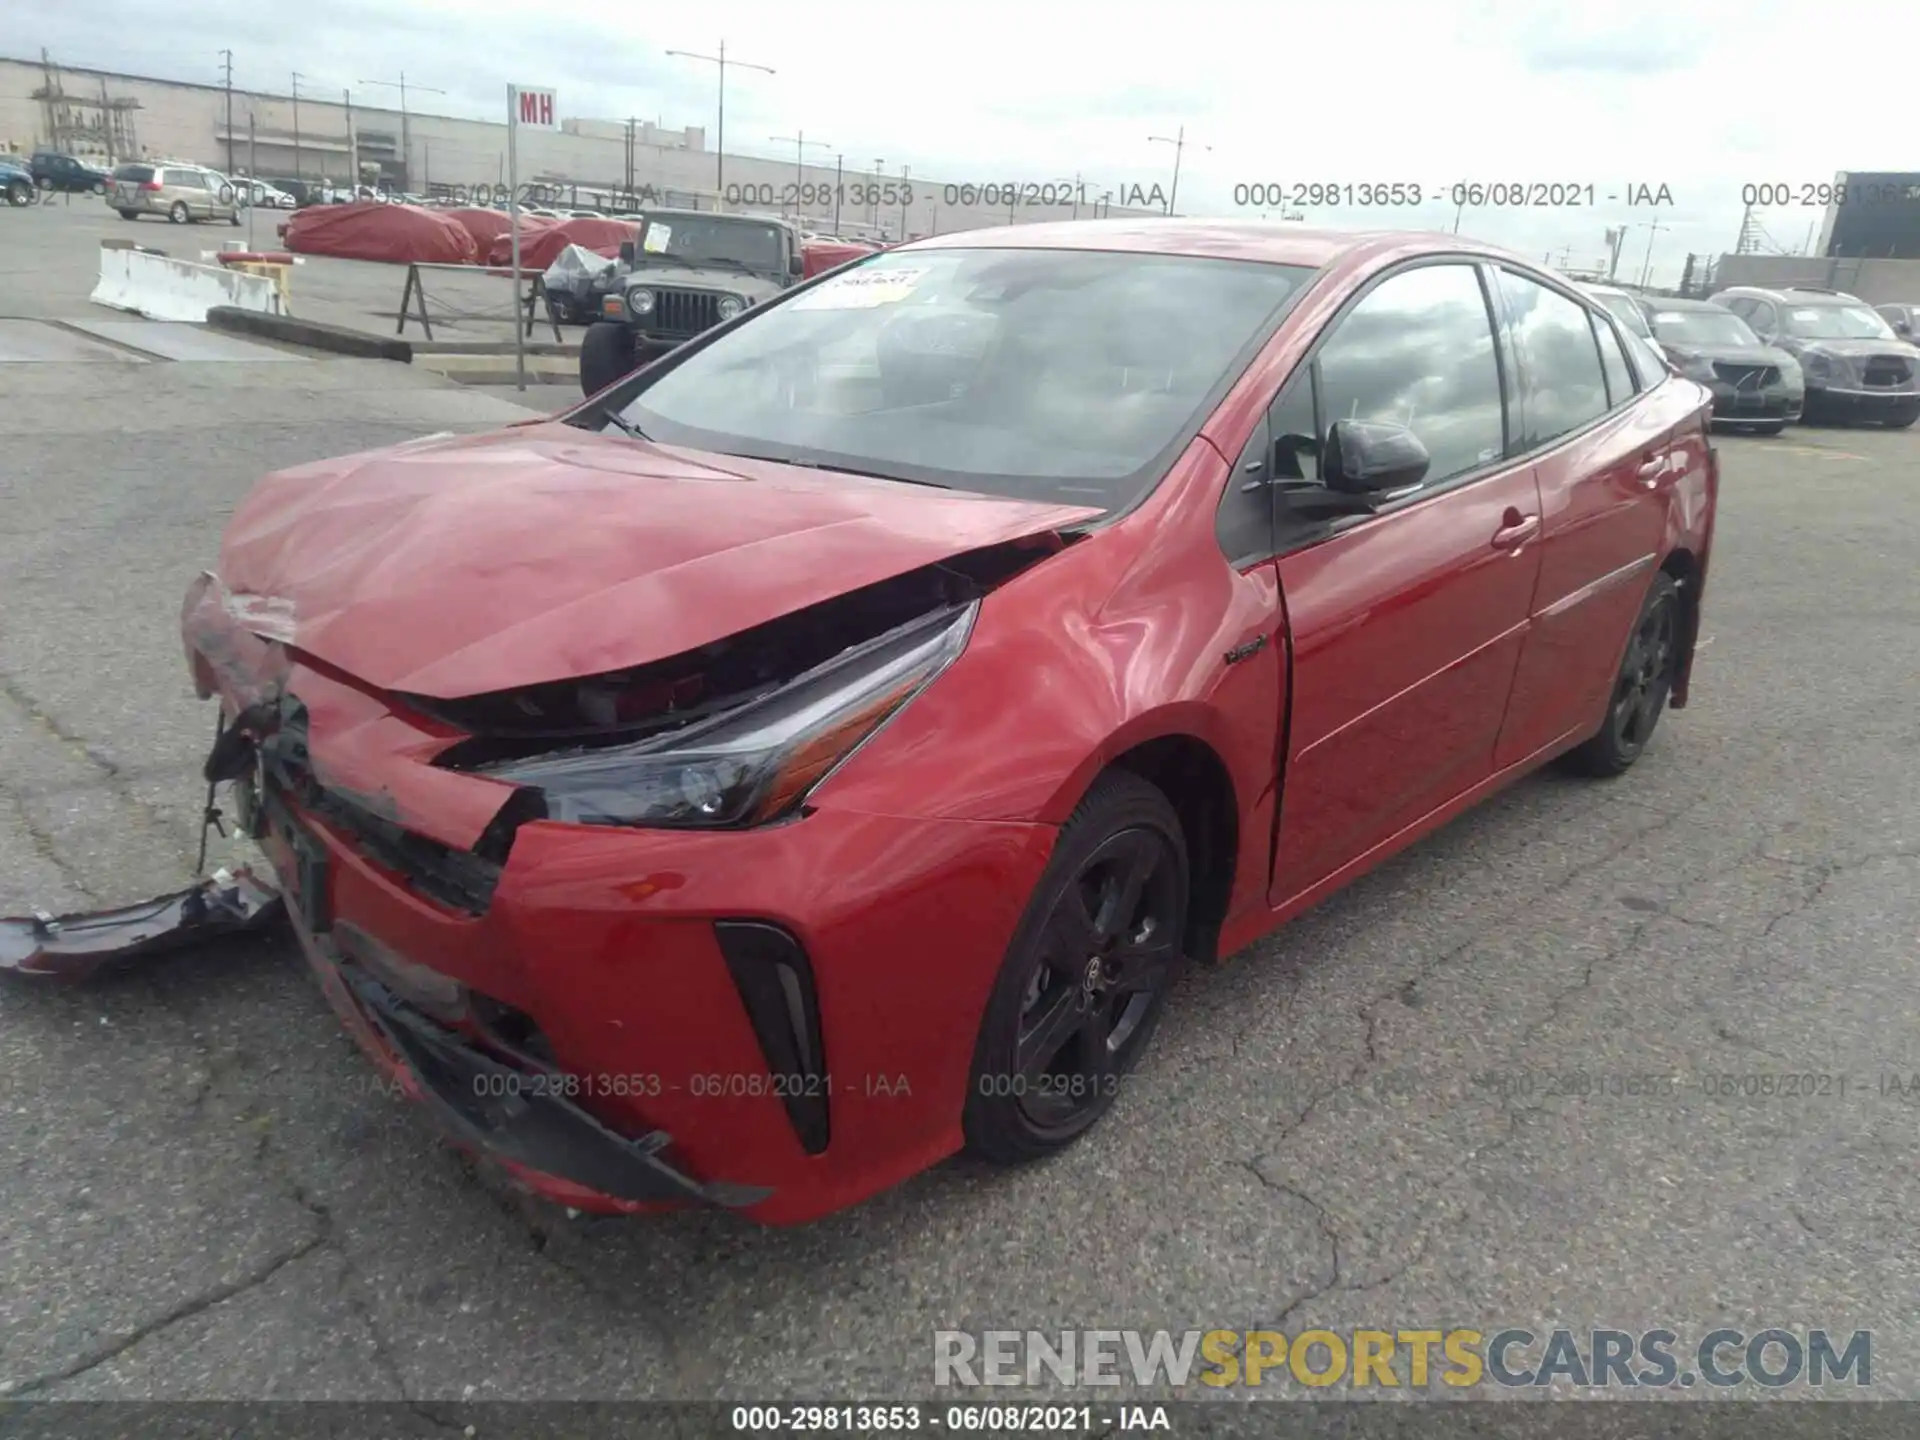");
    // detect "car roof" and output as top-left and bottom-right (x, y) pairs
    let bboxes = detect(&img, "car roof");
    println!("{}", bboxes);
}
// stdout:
(901, 217), (1530, 272)
(1642, 296), (1732, 313)
(1720, 285), (1861, 304)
